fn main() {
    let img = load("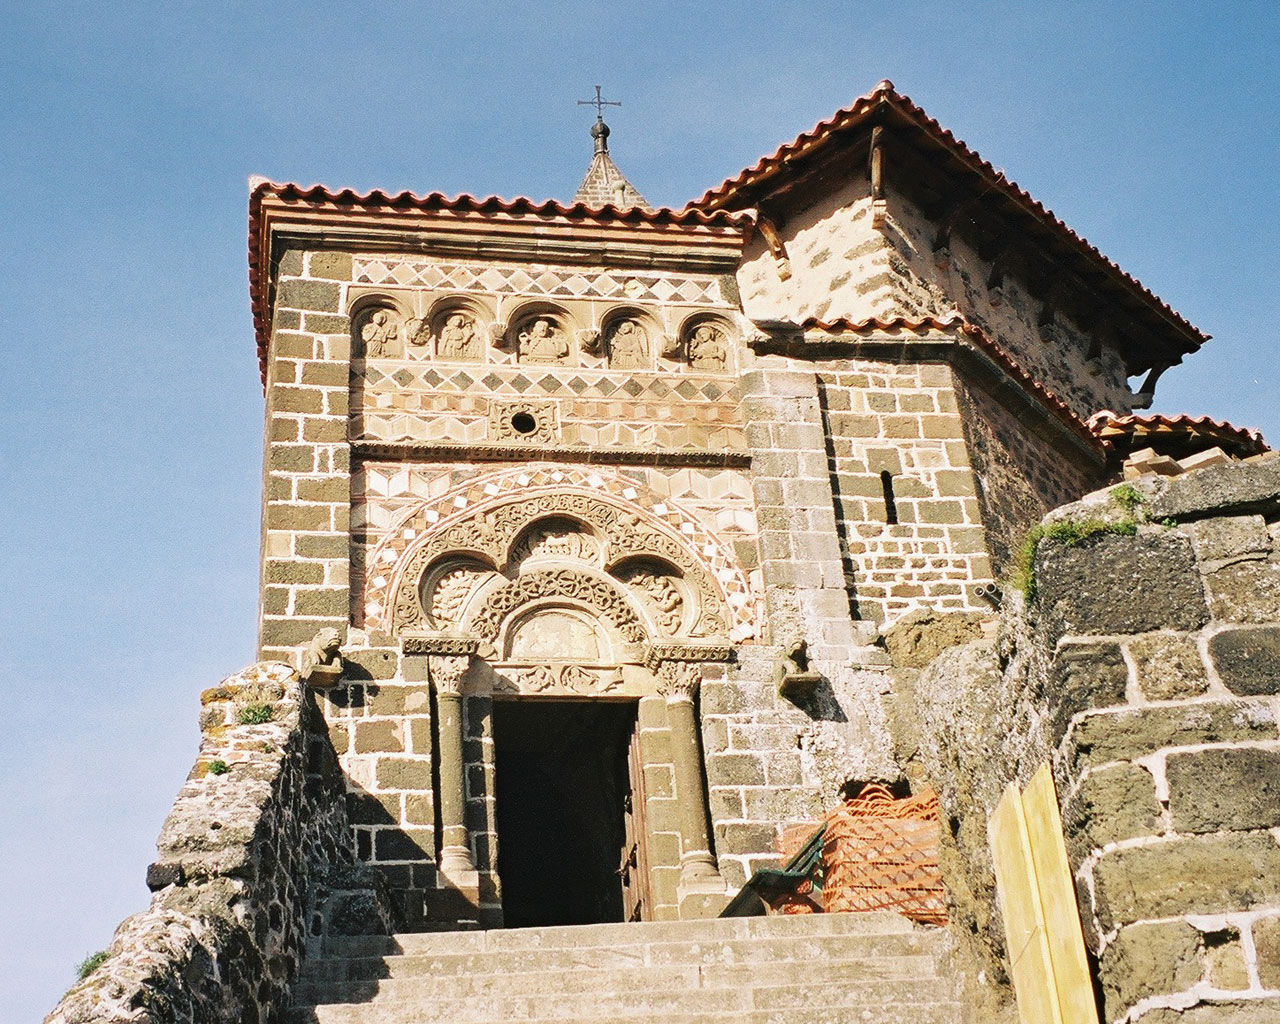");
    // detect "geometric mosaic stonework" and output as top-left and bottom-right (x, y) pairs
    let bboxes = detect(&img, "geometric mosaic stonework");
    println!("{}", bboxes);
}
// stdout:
(355, 463), (762, 642)
(354, 364), (747, 451)
(354, 256), (735, 307)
